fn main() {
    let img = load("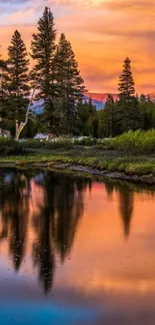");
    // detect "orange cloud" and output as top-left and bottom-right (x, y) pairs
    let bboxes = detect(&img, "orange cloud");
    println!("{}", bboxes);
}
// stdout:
(0, 0), (155, 93)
